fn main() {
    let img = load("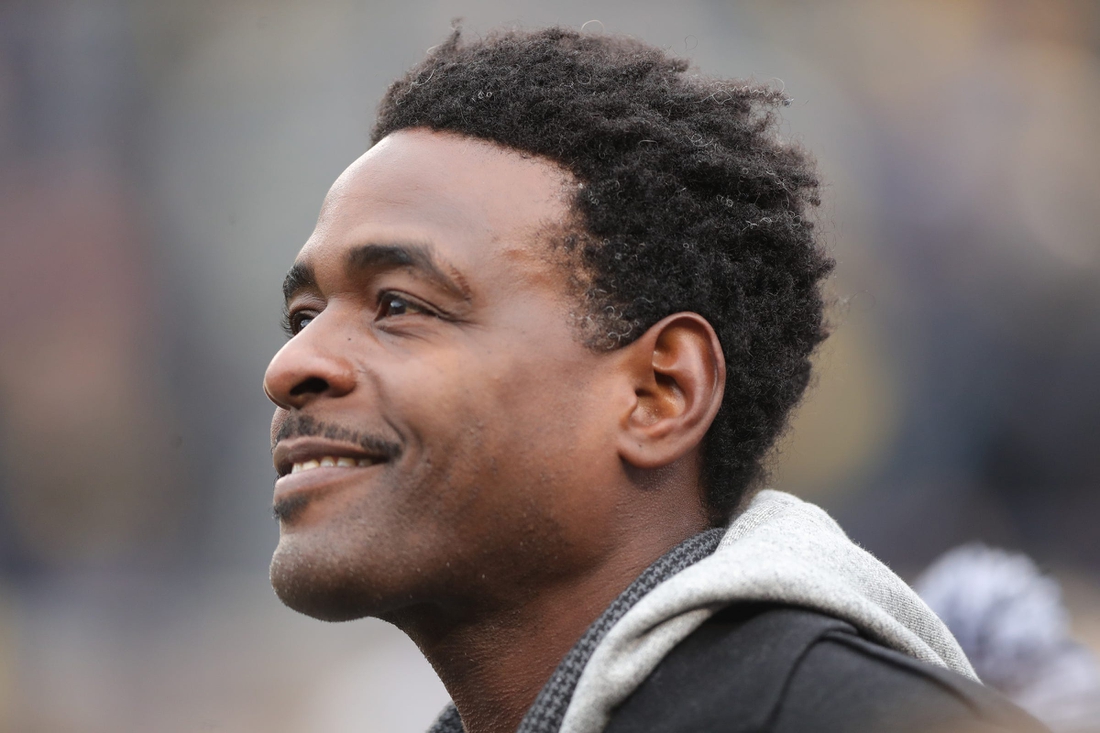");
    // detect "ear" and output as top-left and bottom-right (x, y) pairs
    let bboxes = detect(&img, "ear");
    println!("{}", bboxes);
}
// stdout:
(616, 313), (726, 471)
